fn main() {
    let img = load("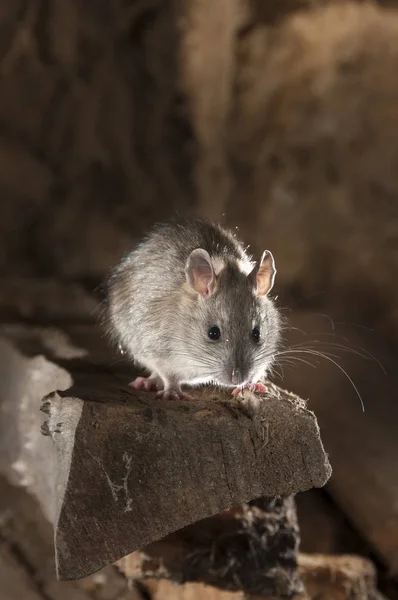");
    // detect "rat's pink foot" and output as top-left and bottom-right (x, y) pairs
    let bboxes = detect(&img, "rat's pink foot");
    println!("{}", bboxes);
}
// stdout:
(232, 382), (267, 397)
(129, 376), (163, 392)
(252, 382), (267, 393)
(155, 388), (194, 401)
